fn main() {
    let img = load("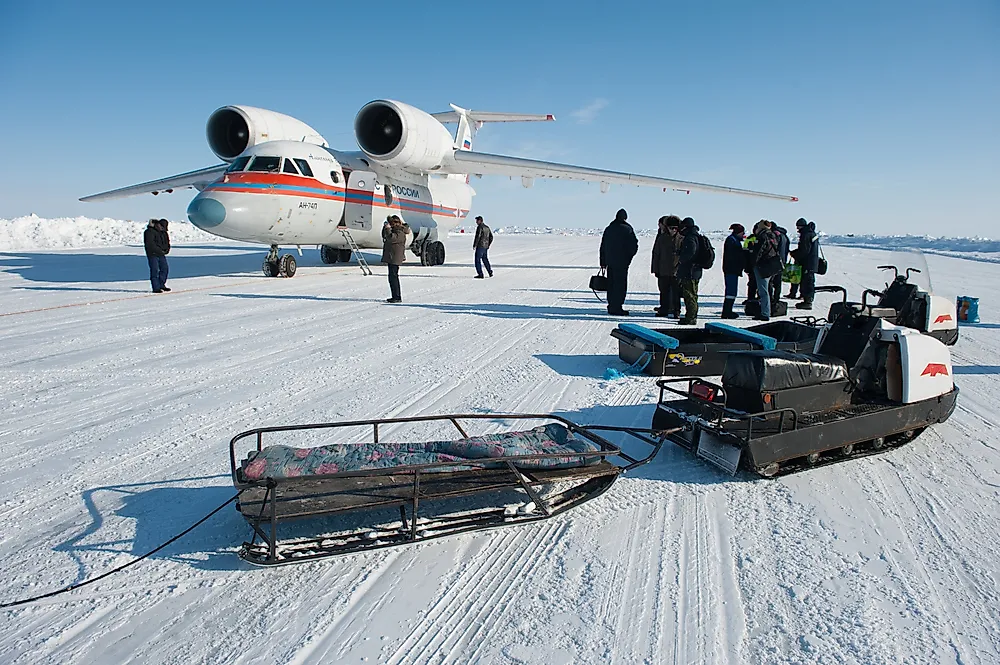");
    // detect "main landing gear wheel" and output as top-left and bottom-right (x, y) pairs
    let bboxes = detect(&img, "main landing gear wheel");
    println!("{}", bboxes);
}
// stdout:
(338, 248), (353, 263)
(420, 241), (446, 267)
(431, 241), (445, 266)
(279, 254), (297, 277)
(263, 260), (279, 277)
(320, 245), (338, 264)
